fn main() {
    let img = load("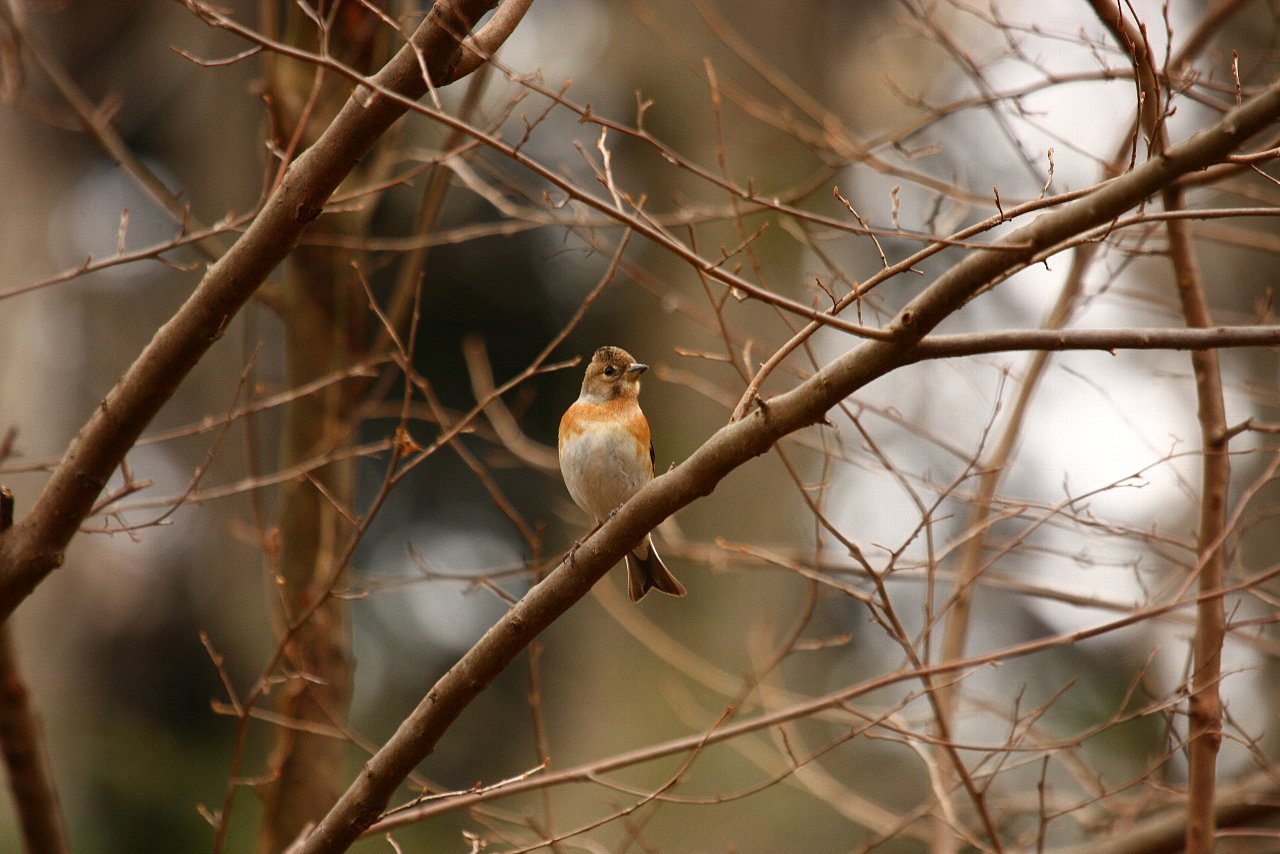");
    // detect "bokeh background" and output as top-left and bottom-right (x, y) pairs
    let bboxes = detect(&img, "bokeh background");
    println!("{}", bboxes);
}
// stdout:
(1, 1), (1278, 851)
